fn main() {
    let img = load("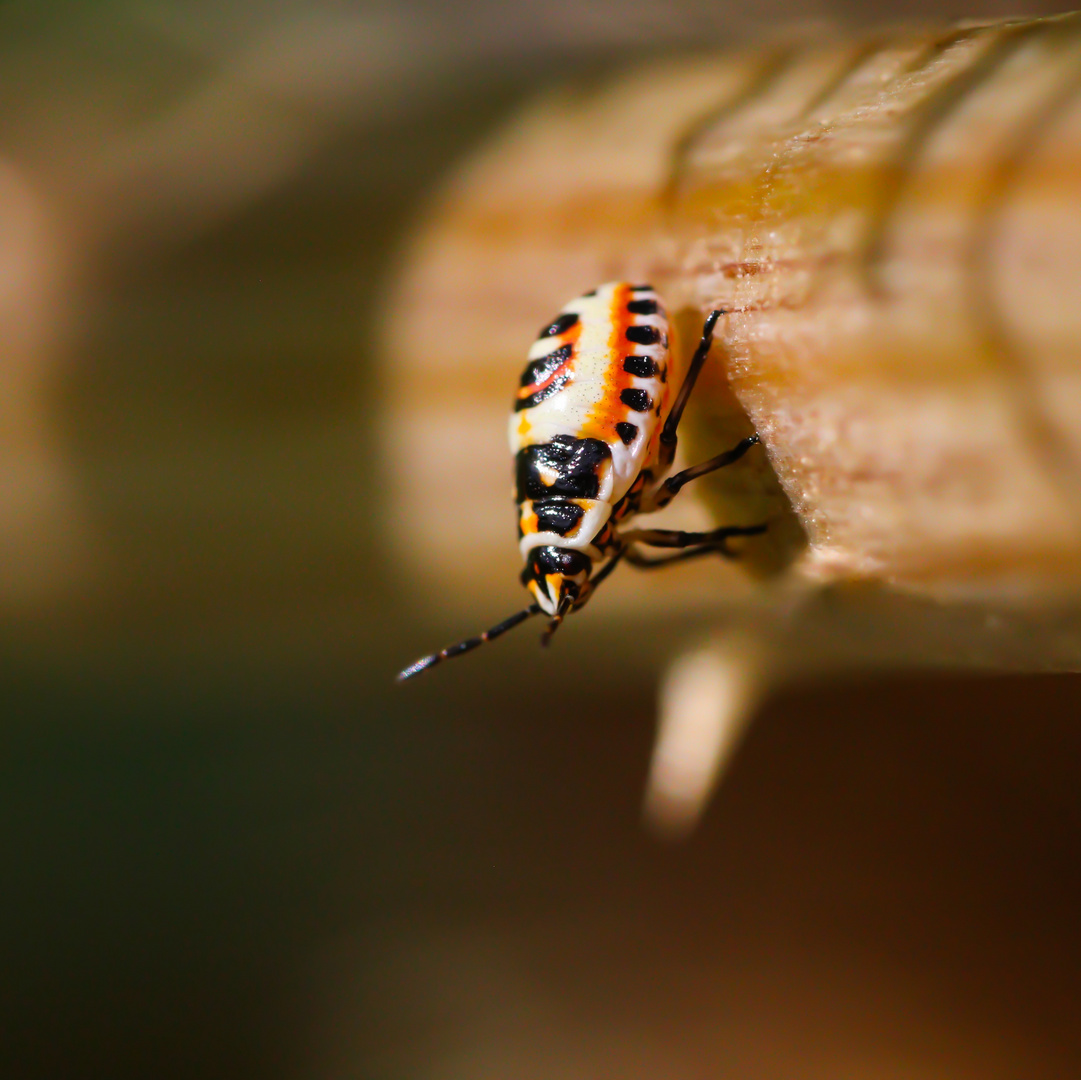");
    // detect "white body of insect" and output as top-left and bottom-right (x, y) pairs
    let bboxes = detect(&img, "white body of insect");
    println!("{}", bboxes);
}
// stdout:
(398, 281), (763, 680)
